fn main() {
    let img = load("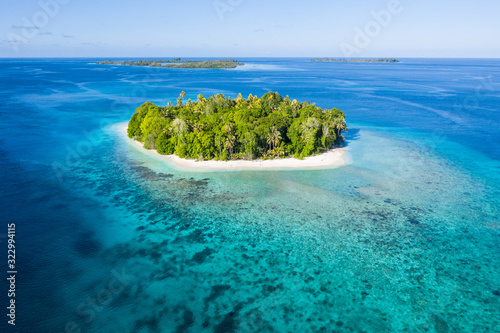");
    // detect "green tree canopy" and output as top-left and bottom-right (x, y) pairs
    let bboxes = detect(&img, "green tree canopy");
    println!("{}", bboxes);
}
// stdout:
(127, 92), (347, 161)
